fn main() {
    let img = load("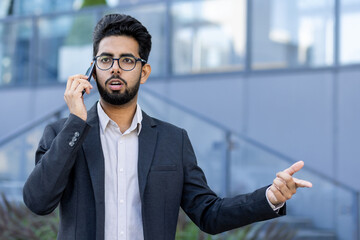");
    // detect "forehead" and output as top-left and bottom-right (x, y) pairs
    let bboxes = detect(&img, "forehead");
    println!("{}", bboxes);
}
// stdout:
(97, 35), (139, 56)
